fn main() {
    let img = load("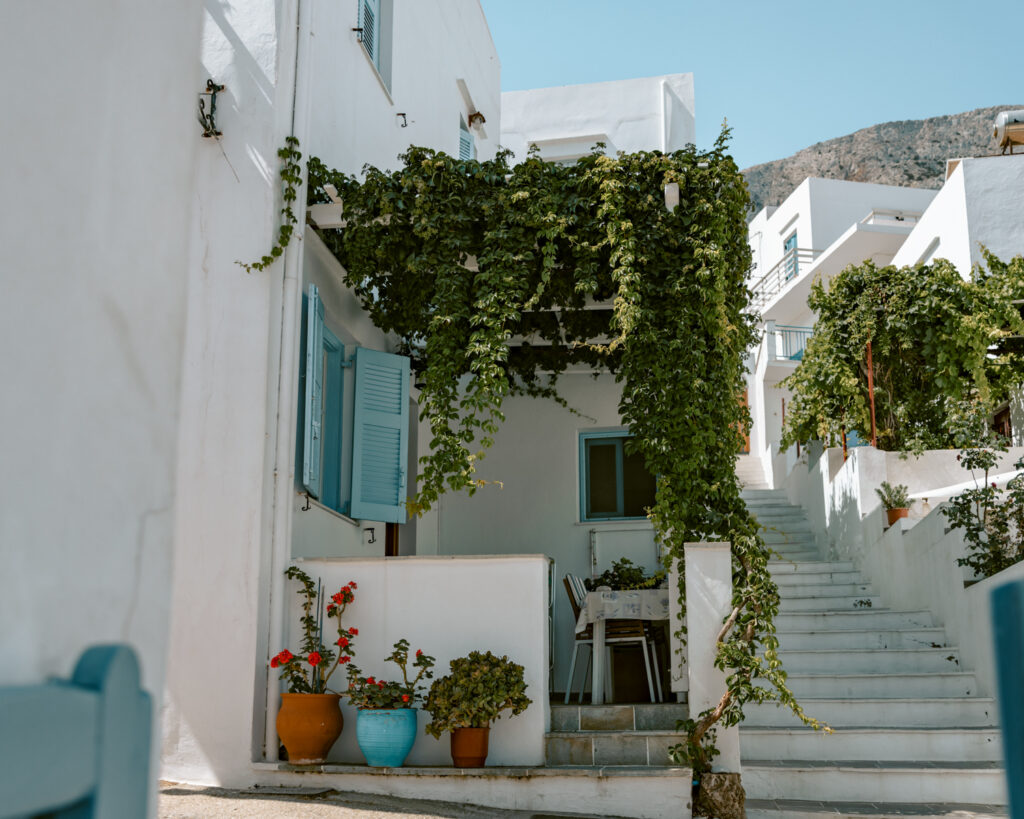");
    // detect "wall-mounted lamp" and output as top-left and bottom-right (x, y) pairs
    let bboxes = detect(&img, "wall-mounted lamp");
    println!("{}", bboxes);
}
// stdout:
(198, 79), (225, 138)
(467, 111), (486, 130)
